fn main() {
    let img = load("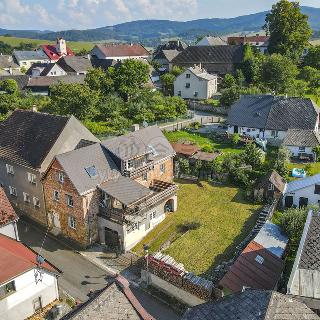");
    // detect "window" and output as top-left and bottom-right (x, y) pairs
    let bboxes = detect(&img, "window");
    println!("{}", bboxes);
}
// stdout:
(68, 216), (76, 229)
(177, 90), (181, 96)
(85, 165), (98, 178)
(194, 91), (198, 97)
(9, 186), (17, 197)
(247, 128), (251, 132)
(255, 255), (264, 264)
(268, 184), (274, 191)
(271, 130), (278, 138)
(149, 211), (156, 220)
(132, 222), (140, 231)
(33, 197), (40, 208)
(27, 172), (36, 184)
(299, 147), (306, 153)
(160, 163), (166, 174)
(66, 194), (74, 207)
(0, 281), (16, 298)
(143, 172), (148, 181)
(186, 73), (191, 78)
(33, 297), (42, 312)
(53, 190), (60, 201)
(6, 164), (14, 175)
(185, 83), (190, 88)
(315, 185), (320, 195)
(58, 172), (64, 183)
(23, 192), (30, 203)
